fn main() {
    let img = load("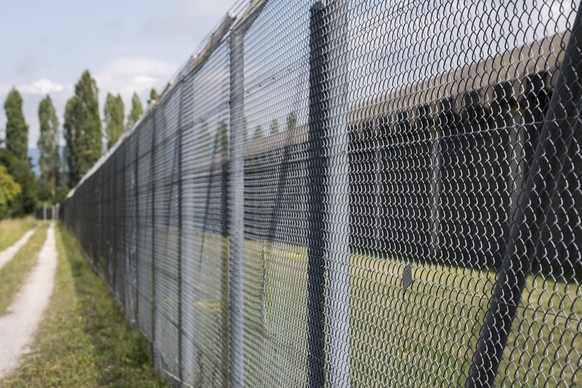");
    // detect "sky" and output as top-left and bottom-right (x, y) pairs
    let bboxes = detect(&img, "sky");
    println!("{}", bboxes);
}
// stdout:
(0, 0), (235, 150)
(1, 0), (578, 155)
